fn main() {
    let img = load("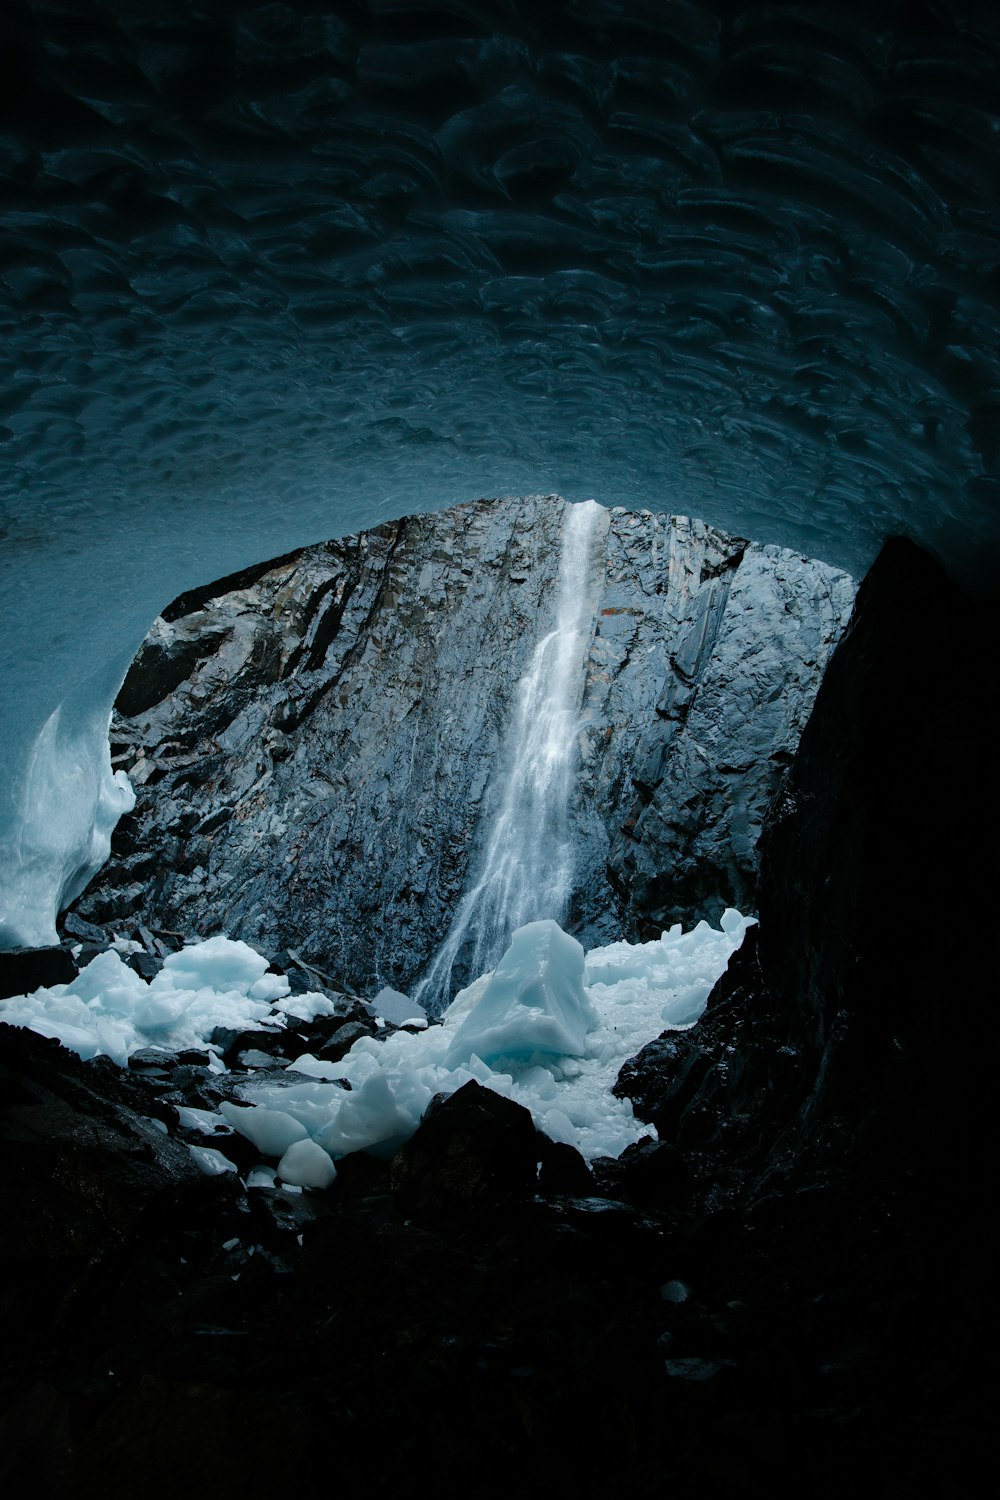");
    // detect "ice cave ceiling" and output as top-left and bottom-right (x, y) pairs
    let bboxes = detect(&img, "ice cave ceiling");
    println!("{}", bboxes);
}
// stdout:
(0, 1), (999, 940)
